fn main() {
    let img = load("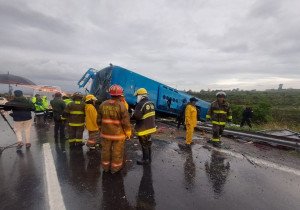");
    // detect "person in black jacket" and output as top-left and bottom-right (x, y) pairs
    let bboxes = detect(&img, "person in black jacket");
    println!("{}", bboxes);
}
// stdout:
(240, 107), (253, 128)
(50, 92), (66, 142)
(3, 90), (35, 150)
(177, 99), (187, 129)
(133, 88), (156, 165)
